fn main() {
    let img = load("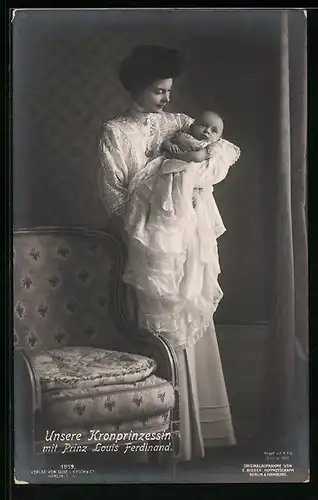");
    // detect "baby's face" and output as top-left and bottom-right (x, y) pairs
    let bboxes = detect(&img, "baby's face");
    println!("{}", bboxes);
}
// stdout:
(191, 111), (224, 143)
